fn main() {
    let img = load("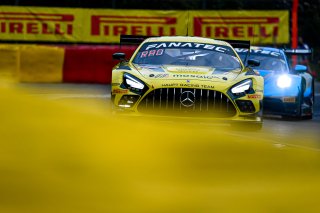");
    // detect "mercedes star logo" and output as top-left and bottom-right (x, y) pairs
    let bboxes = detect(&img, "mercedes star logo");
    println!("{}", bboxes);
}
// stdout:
(180, 91), (195, 107)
